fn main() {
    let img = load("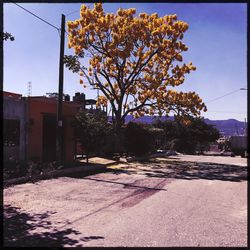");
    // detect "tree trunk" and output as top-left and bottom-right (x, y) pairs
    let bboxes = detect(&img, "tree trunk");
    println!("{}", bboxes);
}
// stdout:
(113, 112), (125, 156)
